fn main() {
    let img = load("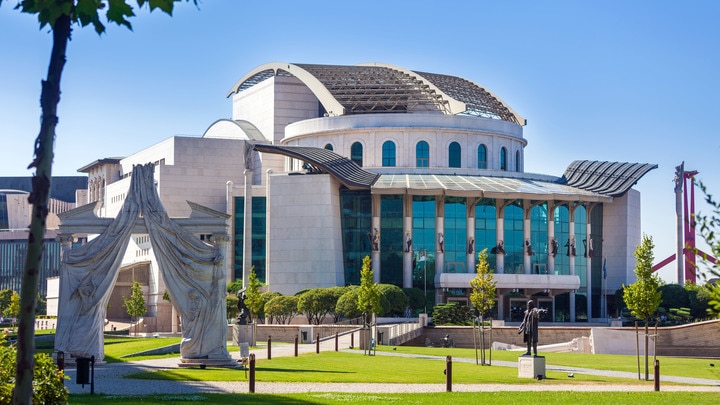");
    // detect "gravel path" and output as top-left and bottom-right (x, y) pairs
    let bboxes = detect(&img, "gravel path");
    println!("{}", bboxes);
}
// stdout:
(63, 337), (720, 395)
